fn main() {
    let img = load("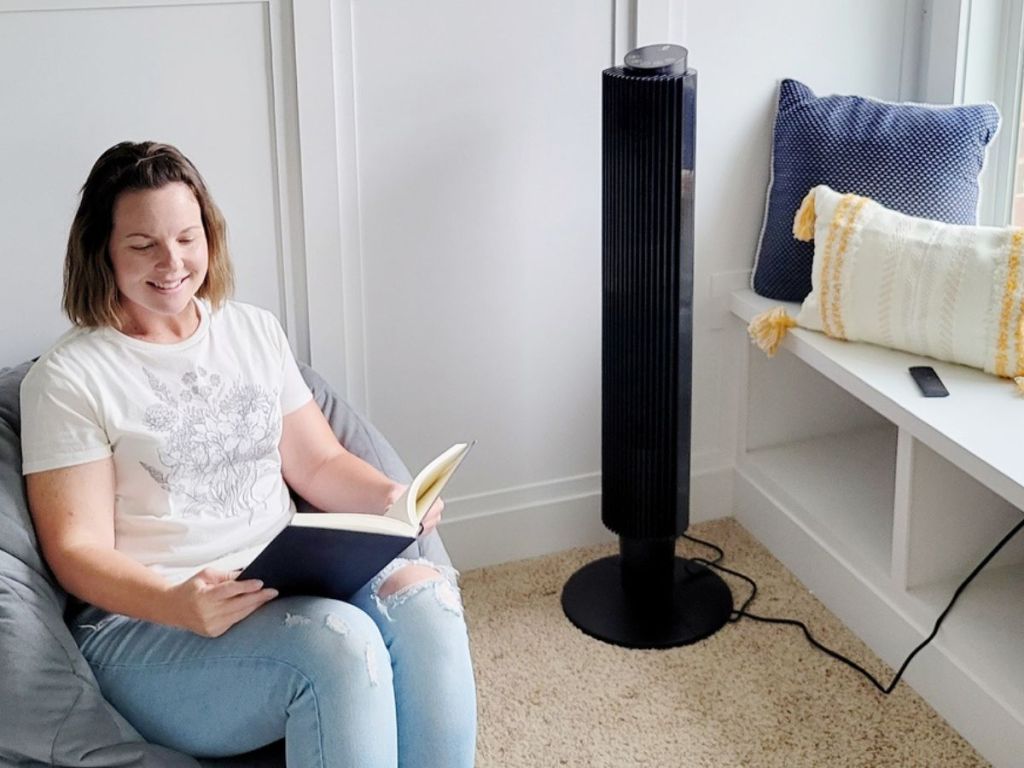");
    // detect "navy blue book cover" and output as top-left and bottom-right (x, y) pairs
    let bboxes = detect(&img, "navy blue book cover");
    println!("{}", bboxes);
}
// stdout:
(240, 442), (473, 599)
(239, 526), (416, 599)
